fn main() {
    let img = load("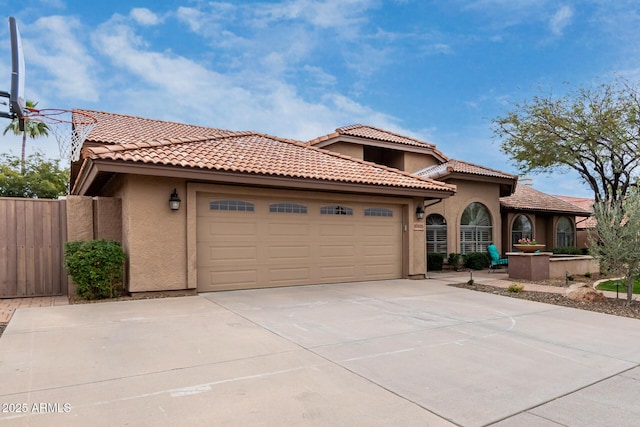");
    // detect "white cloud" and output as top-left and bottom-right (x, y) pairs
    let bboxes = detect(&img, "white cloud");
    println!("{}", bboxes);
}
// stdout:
(549, 5), (573, 36)
(25, 16), (100, 103)
(303, 65), (337, 86)
(130, 8), (161, 26)
(252, 0), (375, 32)
(89, 16), (410, 141)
